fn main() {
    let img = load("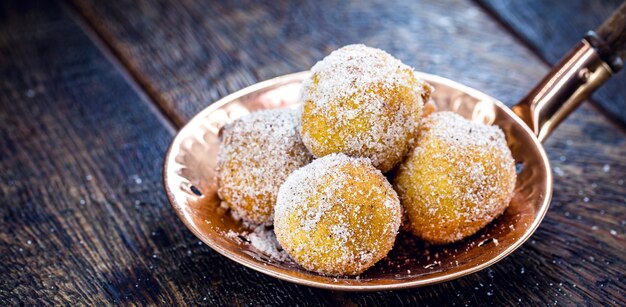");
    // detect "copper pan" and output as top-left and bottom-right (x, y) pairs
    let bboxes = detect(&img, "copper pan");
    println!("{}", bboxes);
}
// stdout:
(163, 3), (626, 291)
